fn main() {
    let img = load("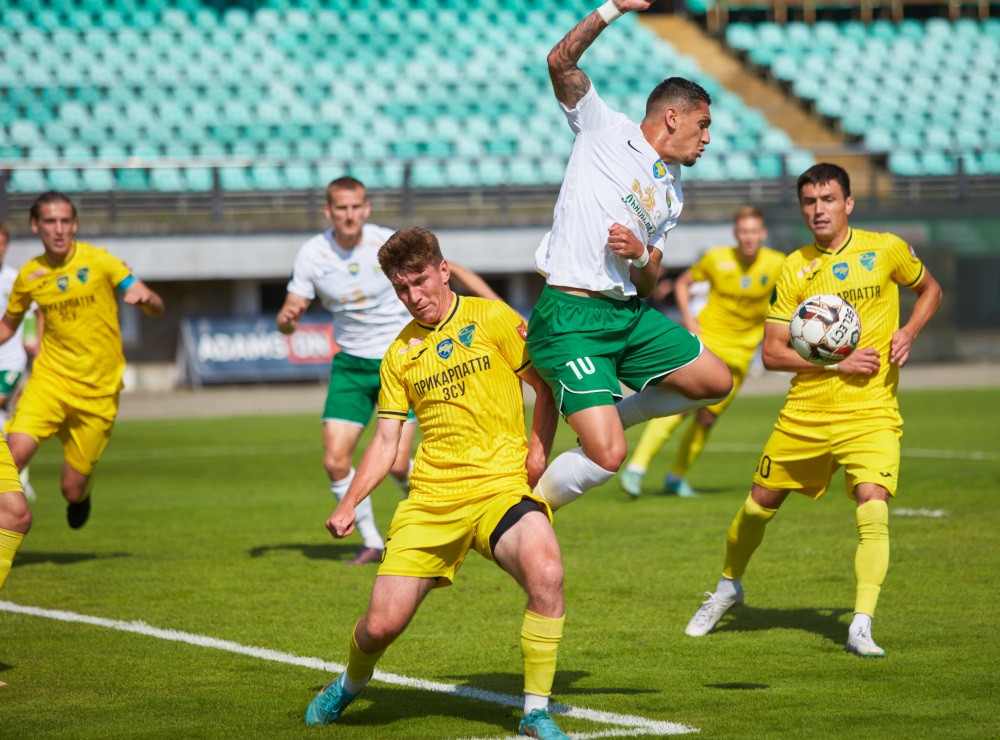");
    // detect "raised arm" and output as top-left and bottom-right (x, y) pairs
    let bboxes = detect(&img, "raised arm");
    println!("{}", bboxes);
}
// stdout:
(547, 1), (653, 108)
